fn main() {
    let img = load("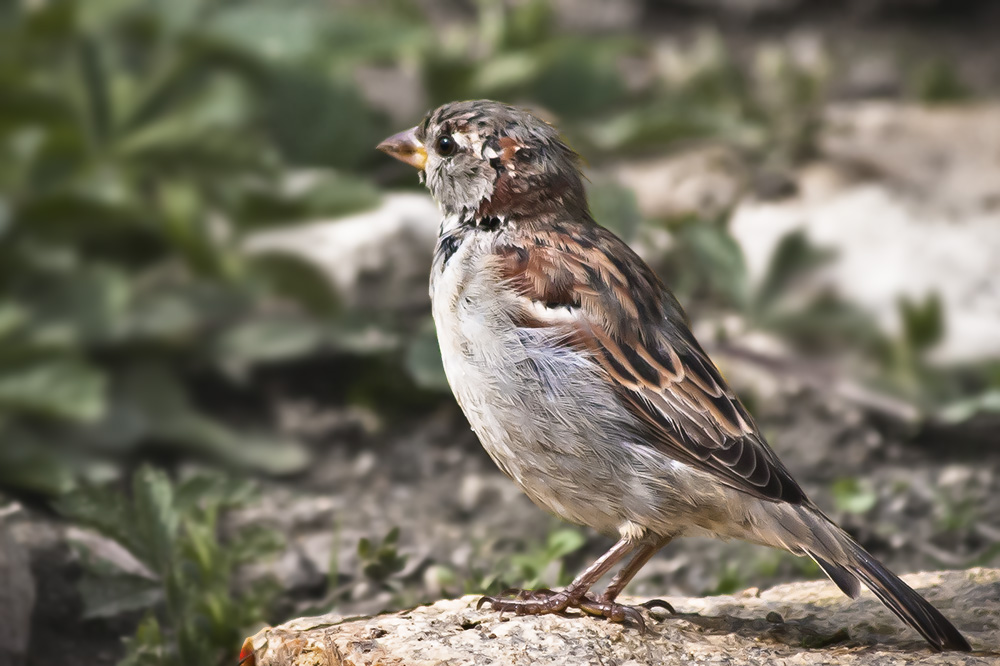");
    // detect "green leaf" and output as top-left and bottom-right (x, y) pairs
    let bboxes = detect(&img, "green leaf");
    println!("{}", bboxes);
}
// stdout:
(156, 181), (226, 275)
(526, 41), (629, 119)
(143, 0), (205, 33)
(173, 472), (255, 513)
(119, 40), (266, 135)
(357, 537), (372, 560)
(831, 478), (877, 515)
(123, 281), (249, 343)
(678, 223), (749, 309)
(754, 230), (835, 314)
(0, 426), (76, 495)
(898, 293), (944, 352)
(358, 528), (407, 583)
(15, 263), (133, 347)
(55, 484), (138, 554)
(78, 574), (163, 619)
(312, 6), (429, 64)
(116, 362), (310, 474)
(585, 104), (745, 154)
(12, 167), (147, 230)
(77, 36), (112, 144)
(131, 465), (179, 575)
(939, 390), (1000, 423)
(233, 173), (380, 232)
(499, 0), (555, 50)
(166, 413), (310, 475)
(405, 320), (449, 392)
(587, 180), (642, 242)
(227, 523), (285, 565)
(262, 73), (382, 170)
(909, 58), (970, 103)
(248, 252), (342, 315)
(761, 291), (879, 352)
(508, 527), (586, 588)
(0, 358), (106, 422)
(0, 302), (29, 338)
(545, 528), (585, 560)
(214, 317), (328, 367)
(118, 614), (166, 666)
(205, 3), (327, 63)
(472, 52), (541, 93)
